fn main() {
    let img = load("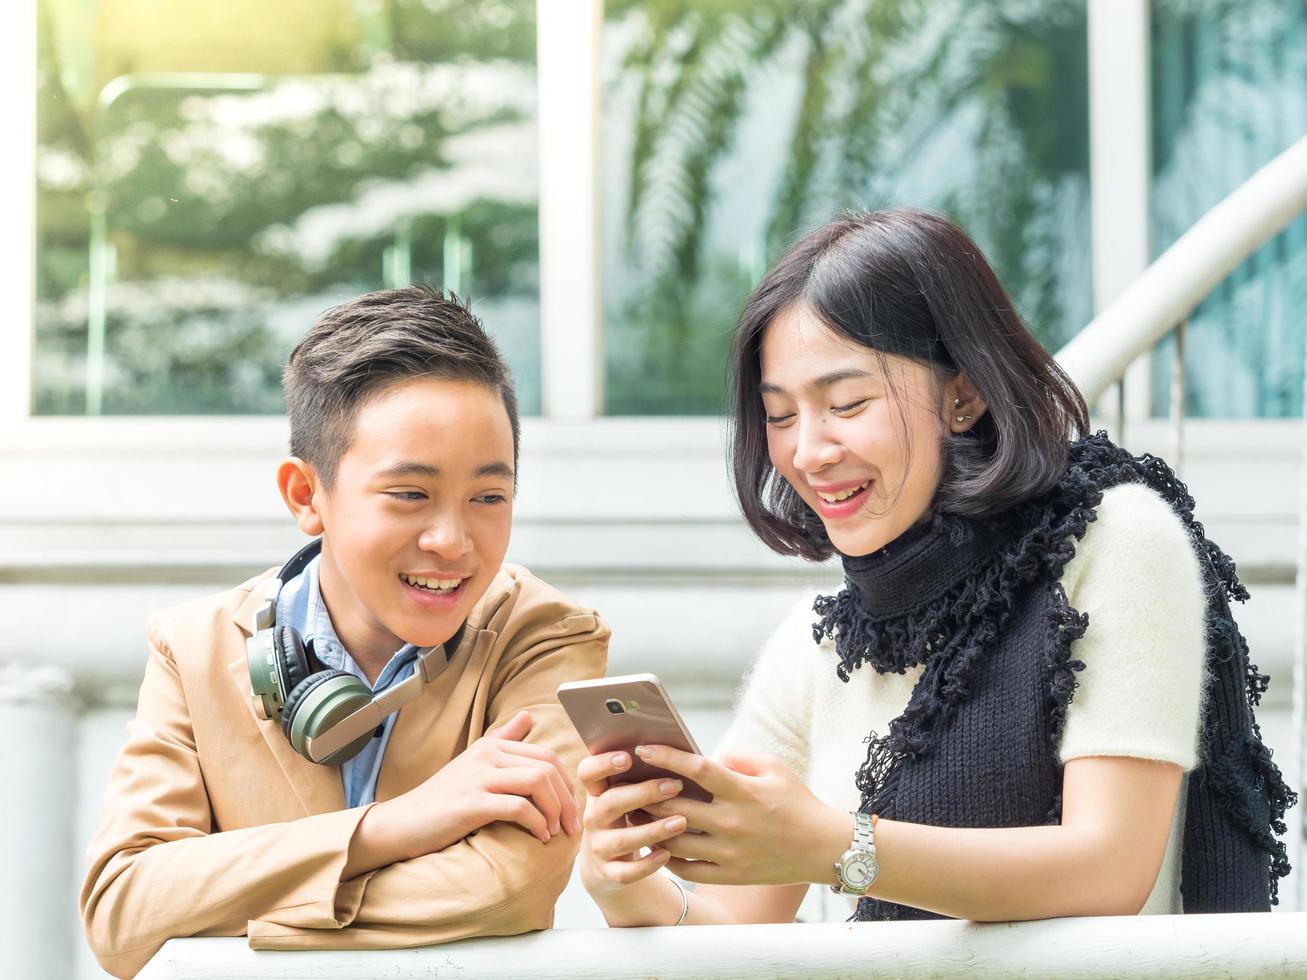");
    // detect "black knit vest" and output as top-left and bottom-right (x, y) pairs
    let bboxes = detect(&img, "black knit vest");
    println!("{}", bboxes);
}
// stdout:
(813, 433), (1296, 920)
